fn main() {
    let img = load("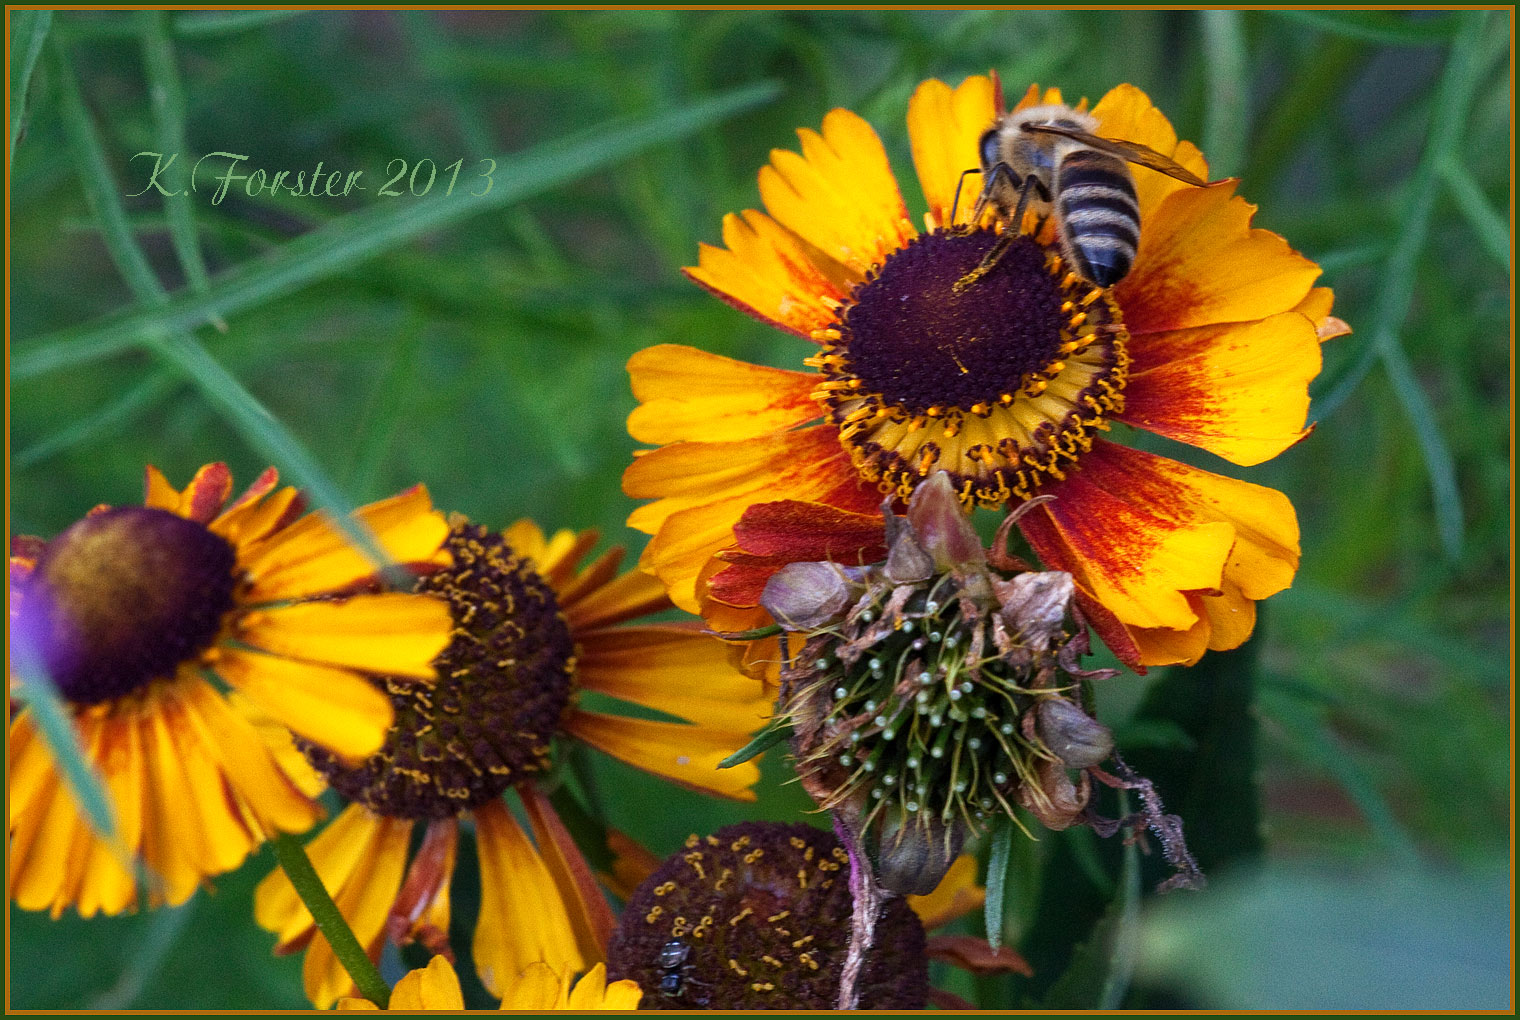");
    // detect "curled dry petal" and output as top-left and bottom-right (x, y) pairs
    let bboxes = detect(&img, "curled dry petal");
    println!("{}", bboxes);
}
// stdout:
(884, 528), (934, 584)
(1036, 698), (1114, 769)
(761, 560), (856, 630)
(993, 570), (1074, 651)
(1015, 758), (1090, 831)
(907, 472), (985, 575)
